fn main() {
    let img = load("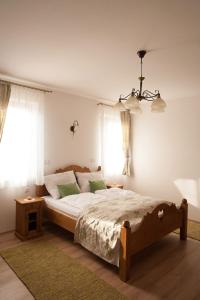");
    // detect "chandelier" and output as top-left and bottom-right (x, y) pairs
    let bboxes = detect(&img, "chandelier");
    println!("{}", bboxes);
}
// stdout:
(114, 50), (167, 113)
